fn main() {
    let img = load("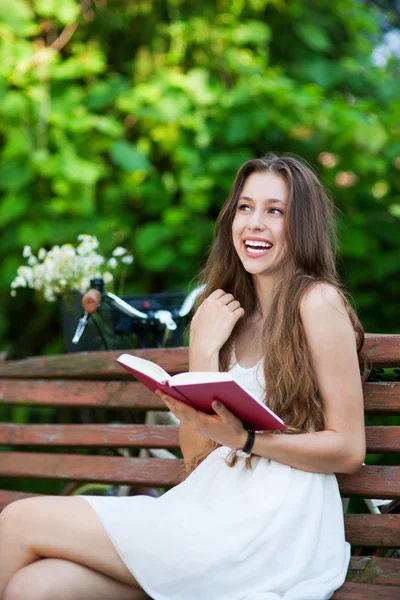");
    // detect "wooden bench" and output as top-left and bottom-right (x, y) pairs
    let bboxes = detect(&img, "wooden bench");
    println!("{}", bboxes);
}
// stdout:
(0, 336), (399, 599)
